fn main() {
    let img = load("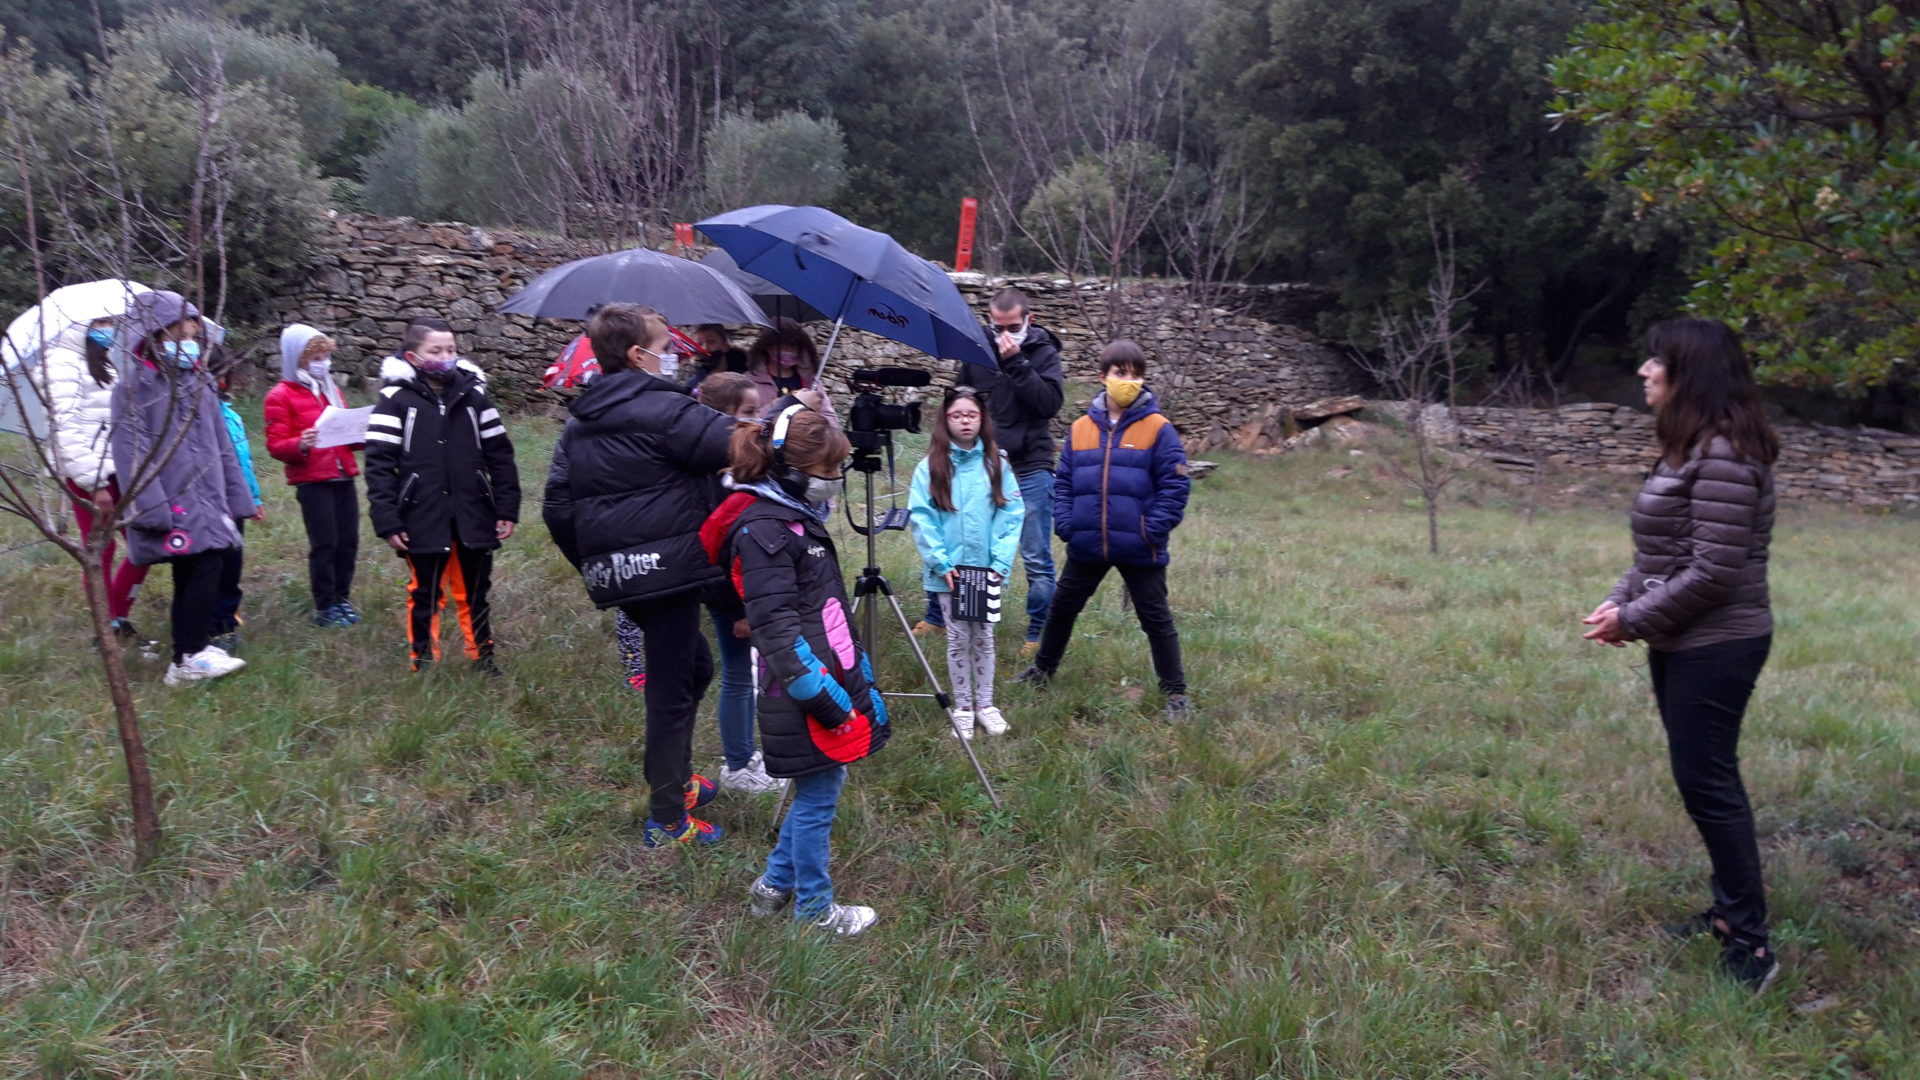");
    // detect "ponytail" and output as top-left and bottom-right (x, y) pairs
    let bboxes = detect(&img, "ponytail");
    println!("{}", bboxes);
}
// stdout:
(730, 407), (849, 484)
